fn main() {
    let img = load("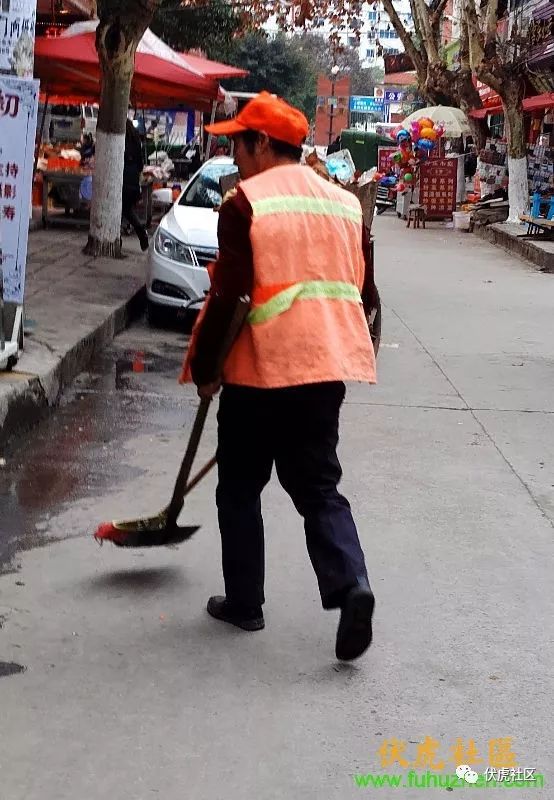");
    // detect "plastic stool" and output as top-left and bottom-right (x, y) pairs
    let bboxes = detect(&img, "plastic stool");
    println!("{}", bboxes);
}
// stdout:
(530, 192), (542, 217)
